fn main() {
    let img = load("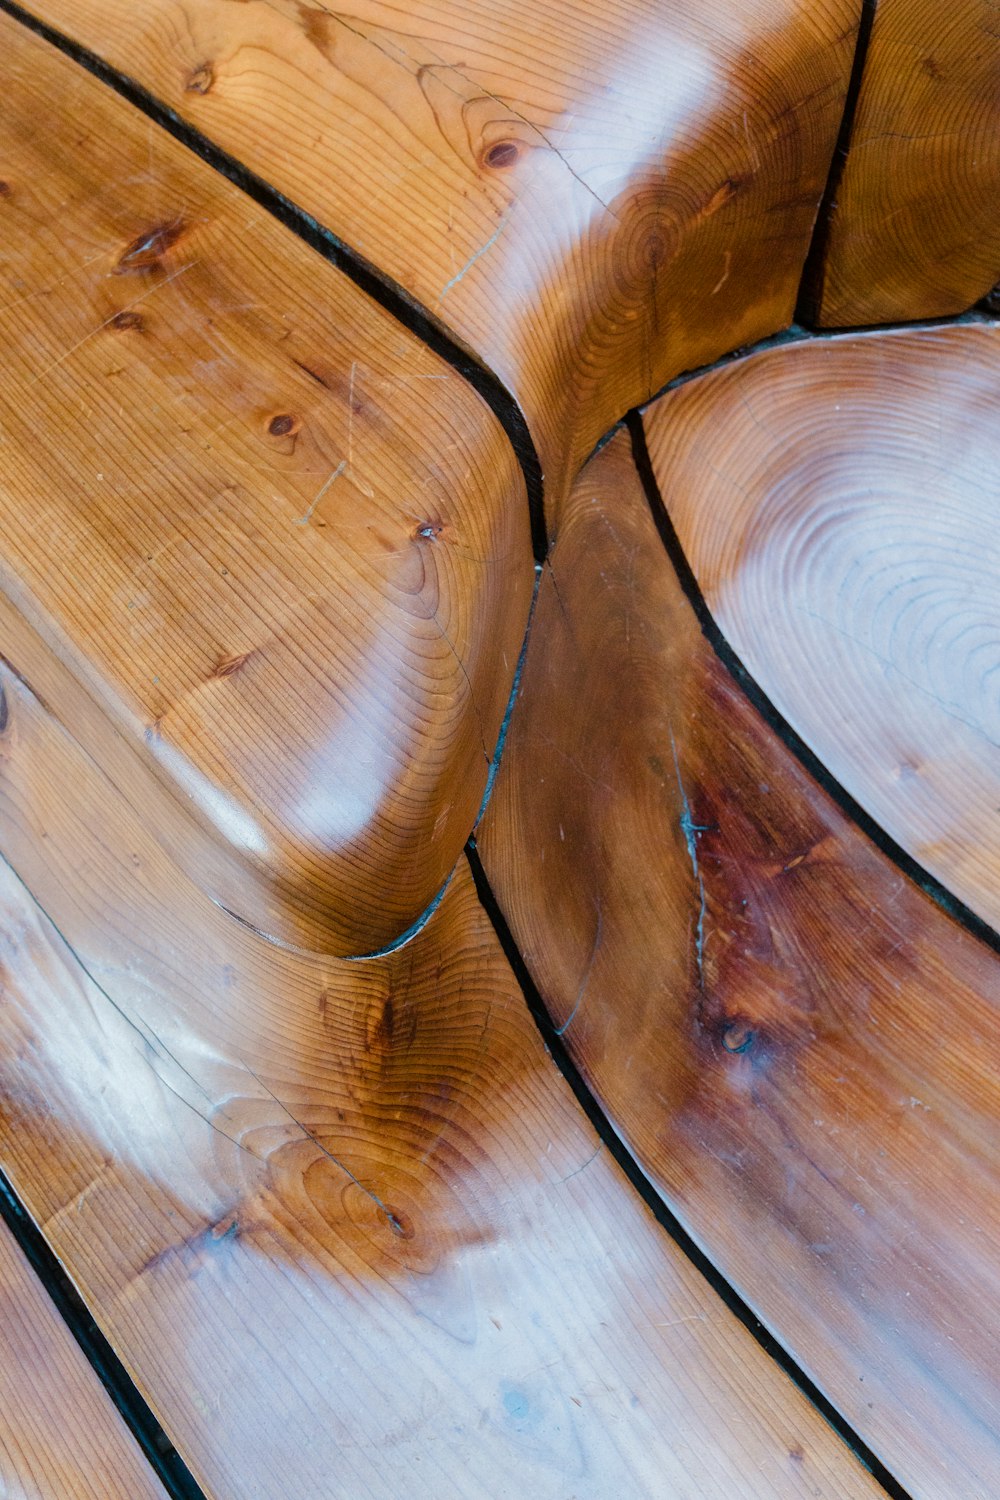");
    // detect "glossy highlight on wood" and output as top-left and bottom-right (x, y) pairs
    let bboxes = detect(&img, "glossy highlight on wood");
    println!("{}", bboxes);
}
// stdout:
(0, 657), (881, 1500)
(643, 323), (1000, 938)
(0, 13), (532, 958)
(479, 427), (1000, 1499)
(804, 0), (1000, 325)
(19, 0), (860, 503)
